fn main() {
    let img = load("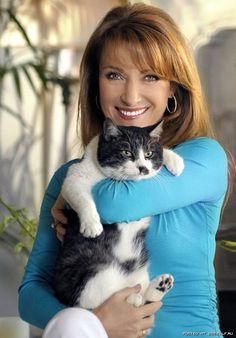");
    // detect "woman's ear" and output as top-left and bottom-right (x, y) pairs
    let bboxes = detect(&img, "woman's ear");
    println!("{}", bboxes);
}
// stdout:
(169, 82), (177, 97)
